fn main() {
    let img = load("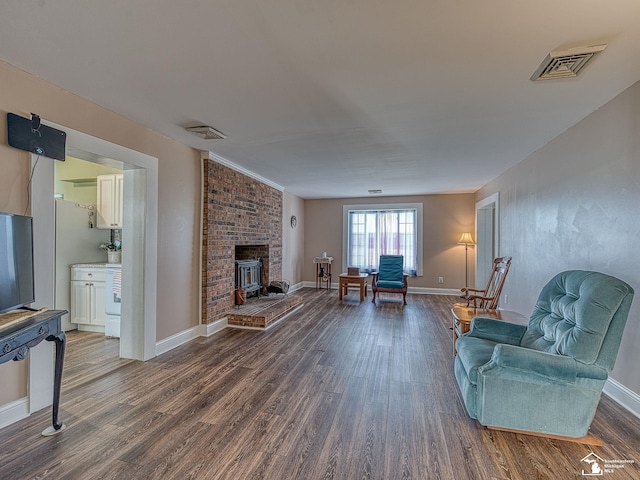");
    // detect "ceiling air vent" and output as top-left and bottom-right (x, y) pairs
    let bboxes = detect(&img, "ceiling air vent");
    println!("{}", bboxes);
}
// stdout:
(530, 44), (607, 81)
(368, 189), (383, 195)
(185, 125), (226, 140)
